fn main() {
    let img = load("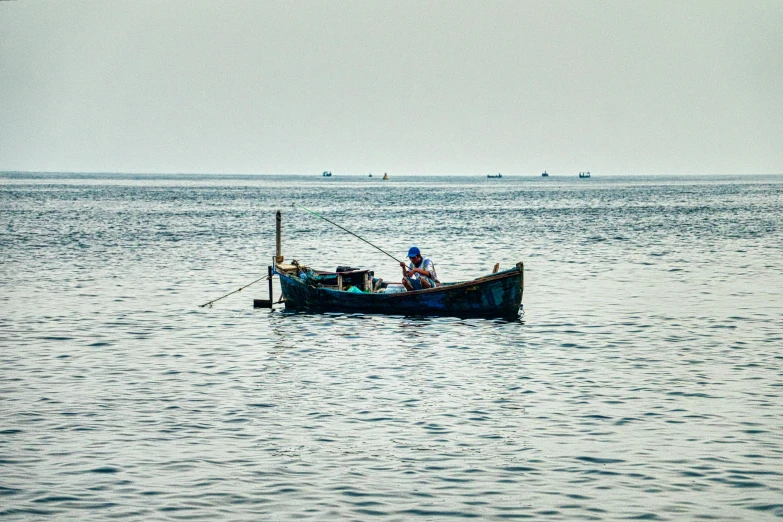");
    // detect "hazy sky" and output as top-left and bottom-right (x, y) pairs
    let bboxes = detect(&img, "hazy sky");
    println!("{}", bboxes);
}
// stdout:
(1, 1), (781, 175)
